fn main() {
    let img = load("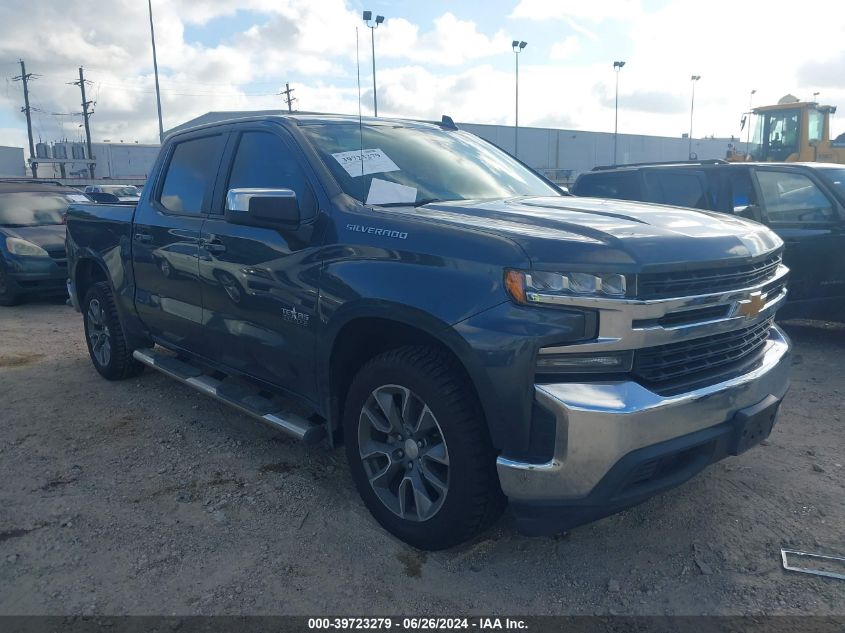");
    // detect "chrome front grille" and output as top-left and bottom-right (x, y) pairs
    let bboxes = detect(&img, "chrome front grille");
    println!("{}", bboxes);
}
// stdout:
(637, 254), (782, 299)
